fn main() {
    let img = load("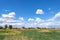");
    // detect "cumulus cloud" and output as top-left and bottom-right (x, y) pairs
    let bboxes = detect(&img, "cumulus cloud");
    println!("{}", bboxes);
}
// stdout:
(8, 12), (15, 18)
(0, 11), (60, 28)
(0, 18), (6, 22)
(28, 18), (34, 22)
(54, 12), (60, 19)
(2, 14), (8, 18)
(26, 12), (60, 28)
(0, 12), (24, 28)
(36, 9), (44, 14)
(42, 12), (60, 28)
(48, 12), (60, 22)
(35, 18), (44, 23)
(2, 12), (15, 18)
(19, 17), (24, 22)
